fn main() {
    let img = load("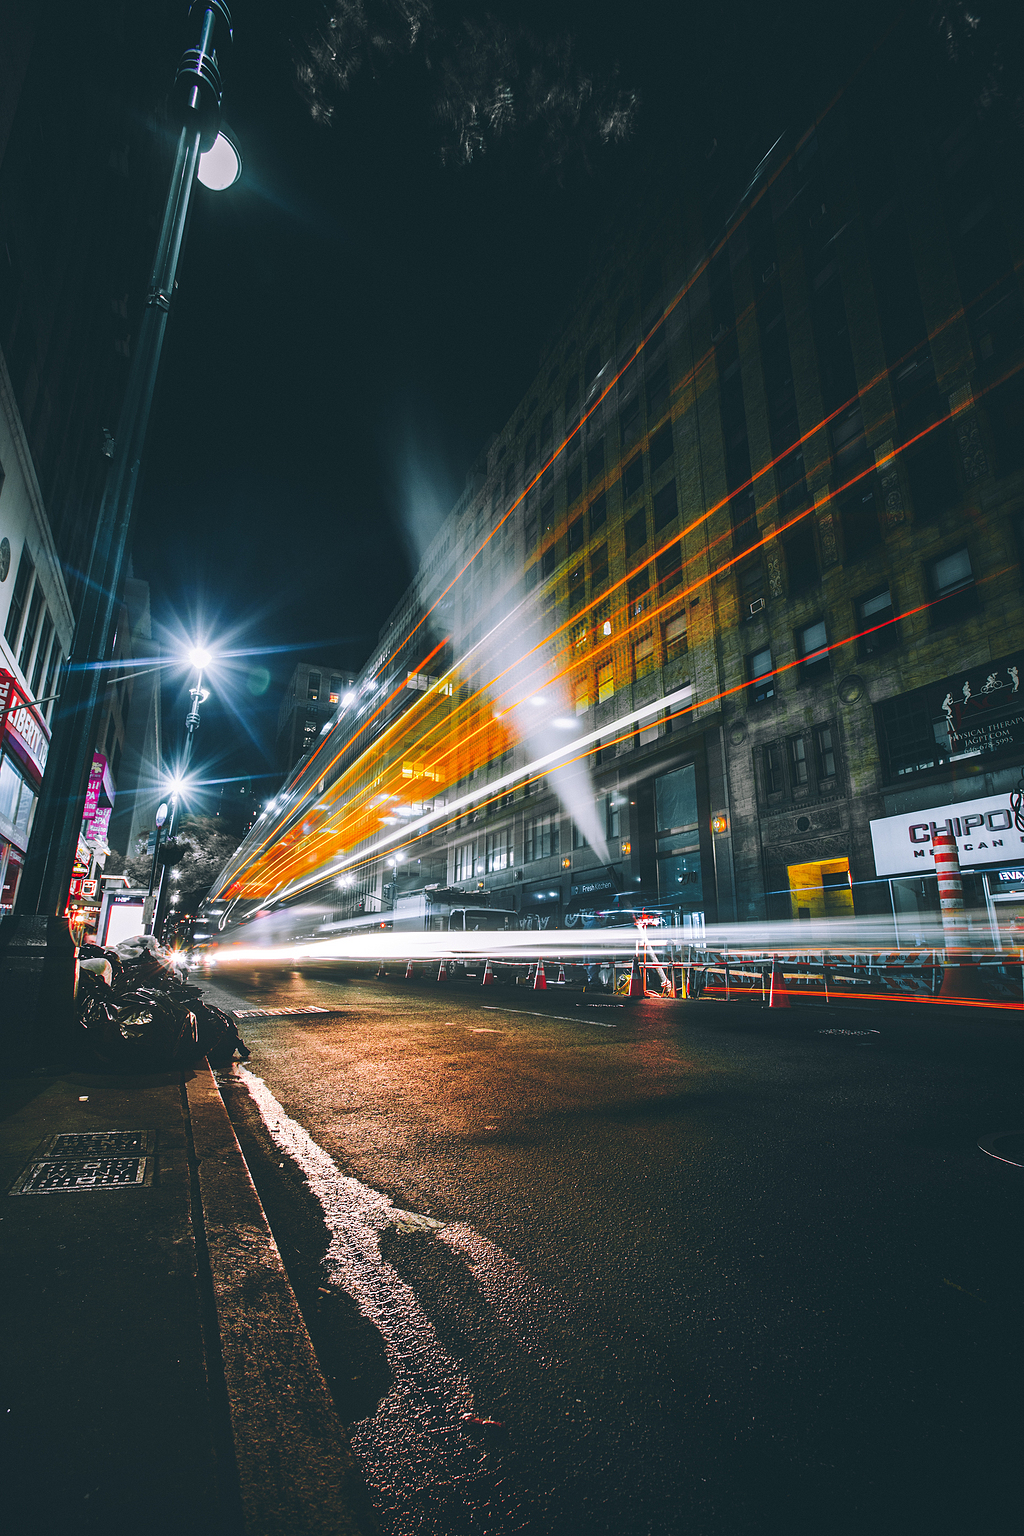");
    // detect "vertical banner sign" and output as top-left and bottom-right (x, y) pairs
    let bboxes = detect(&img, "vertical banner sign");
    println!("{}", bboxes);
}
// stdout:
(83, 753), (107, 822)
